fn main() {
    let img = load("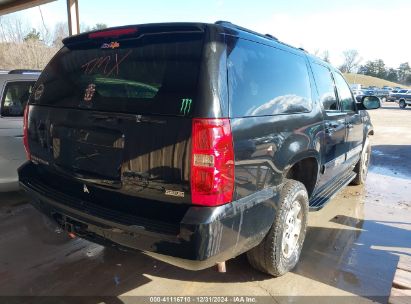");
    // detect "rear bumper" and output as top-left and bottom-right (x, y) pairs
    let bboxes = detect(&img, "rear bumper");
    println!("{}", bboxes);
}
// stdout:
(19, 162), (277, 270)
